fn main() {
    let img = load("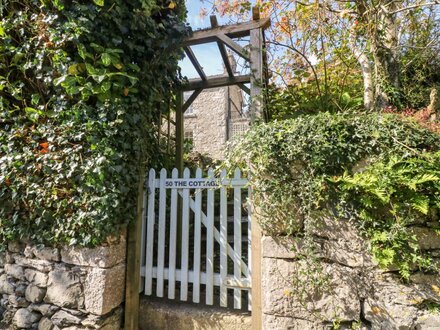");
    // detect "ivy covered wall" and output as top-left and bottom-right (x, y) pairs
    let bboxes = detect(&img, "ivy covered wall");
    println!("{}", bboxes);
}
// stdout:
(0, 0), (189, 246)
